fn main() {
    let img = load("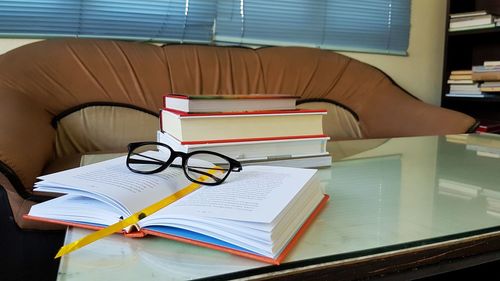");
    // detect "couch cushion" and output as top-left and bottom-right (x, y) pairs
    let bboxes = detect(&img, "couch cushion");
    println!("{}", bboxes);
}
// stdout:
(54, 104), (158, 157)
(297, 100), (362, 140)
